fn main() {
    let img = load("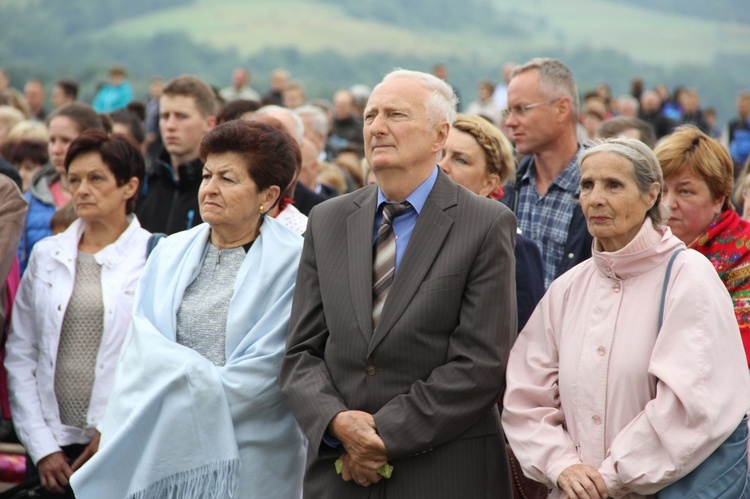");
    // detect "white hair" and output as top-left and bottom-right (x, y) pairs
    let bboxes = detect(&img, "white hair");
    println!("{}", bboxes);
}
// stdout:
(256, 105), (305, 145)
(295, 105), (329, 138)
(0, 105), (25, 129)
(379, 69), (457, 126)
